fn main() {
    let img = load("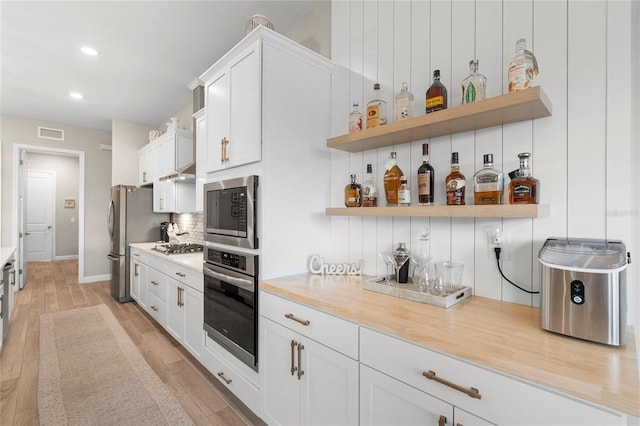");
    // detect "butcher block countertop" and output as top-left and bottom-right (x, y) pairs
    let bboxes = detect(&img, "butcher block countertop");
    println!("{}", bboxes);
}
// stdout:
(260, 273), (639, 417)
